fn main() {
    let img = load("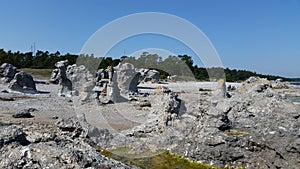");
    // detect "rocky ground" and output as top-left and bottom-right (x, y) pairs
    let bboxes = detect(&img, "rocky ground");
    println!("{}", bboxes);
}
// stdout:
(0, 76), (300, 168)
(0, 82), (134, 168)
